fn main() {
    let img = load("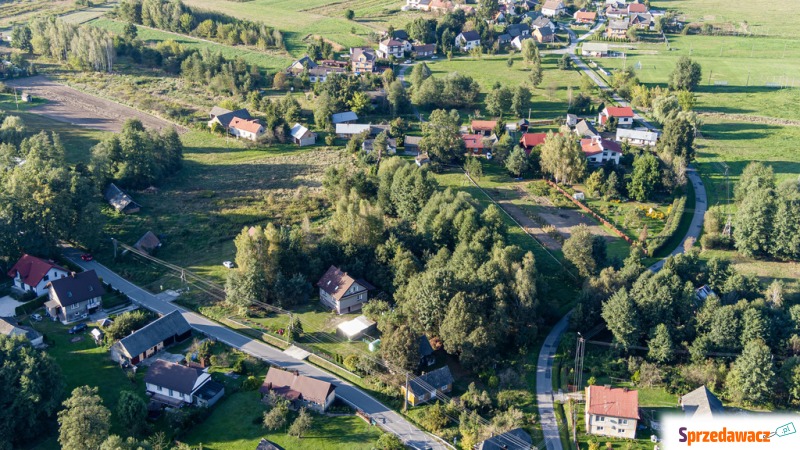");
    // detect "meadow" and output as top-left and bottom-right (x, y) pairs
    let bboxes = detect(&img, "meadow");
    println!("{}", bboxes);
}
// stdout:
(652, 0), (798, 38)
